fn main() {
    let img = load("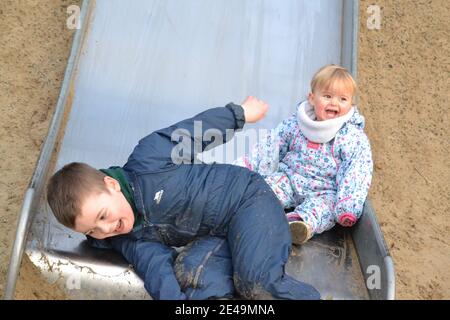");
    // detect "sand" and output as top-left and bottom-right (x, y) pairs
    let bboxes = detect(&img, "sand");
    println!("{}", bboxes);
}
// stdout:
(0, 0), (78, 299)
(0, 0), (448, 299)
(358, 0), (450, 299)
